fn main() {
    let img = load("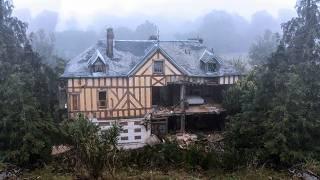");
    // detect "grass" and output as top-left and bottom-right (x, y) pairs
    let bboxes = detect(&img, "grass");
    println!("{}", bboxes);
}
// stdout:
(21, 166), (72, 180)
(21, 166), (290, 180)
(0, 162), (5, 171)
(211, 168), (290, 180)
(104, 167), (291, 179)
